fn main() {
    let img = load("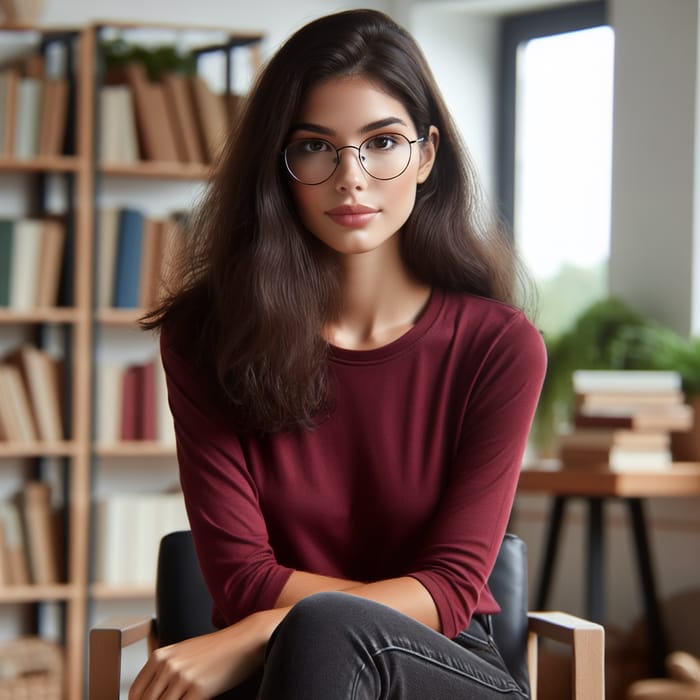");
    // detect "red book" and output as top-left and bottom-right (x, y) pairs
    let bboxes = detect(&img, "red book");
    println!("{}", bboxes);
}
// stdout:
(140, 360), (157, 441)
(120, 365), (141, 441)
